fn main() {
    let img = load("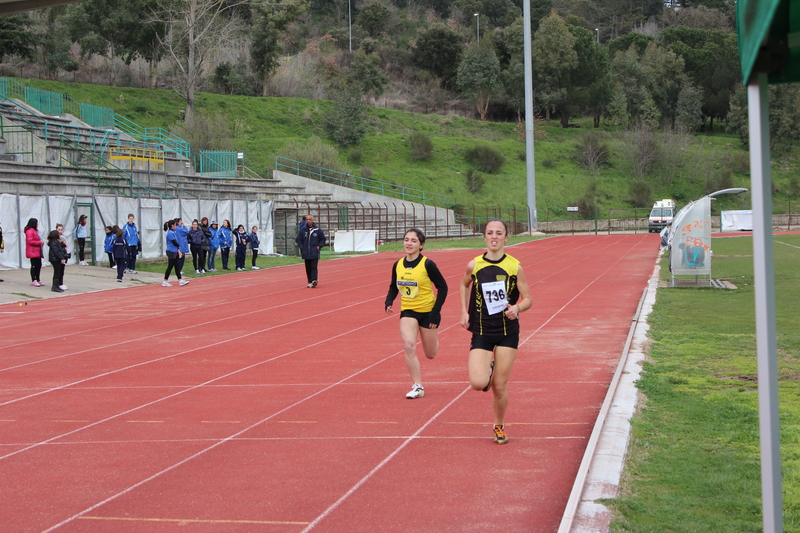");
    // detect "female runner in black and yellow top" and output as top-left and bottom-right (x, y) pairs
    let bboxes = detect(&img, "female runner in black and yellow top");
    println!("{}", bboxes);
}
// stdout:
(385, 229), (448, 399)
(459, 219), (532, 444)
